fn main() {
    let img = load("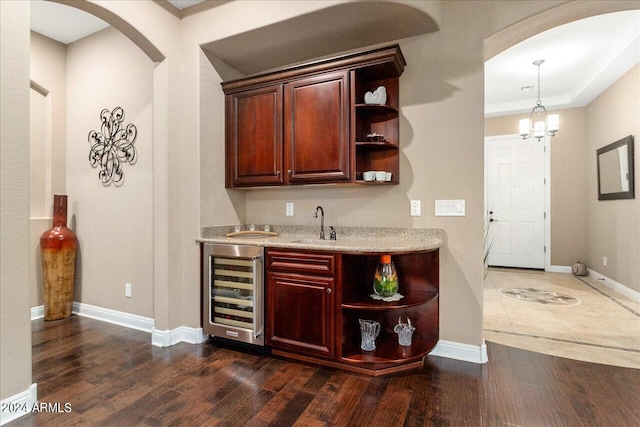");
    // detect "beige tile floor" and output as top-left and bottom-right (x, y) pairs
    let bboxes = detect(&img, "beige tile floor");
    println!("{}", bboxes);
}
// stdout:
(483, 268), (640, 369)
